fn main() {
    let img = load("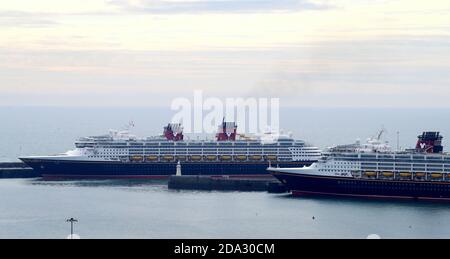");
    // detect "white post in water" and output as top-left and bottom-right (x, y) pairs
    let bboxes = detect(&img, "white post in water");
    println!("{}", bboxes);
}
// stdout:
(66, 218), (78, 239)
(176, 161), (182, 176)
